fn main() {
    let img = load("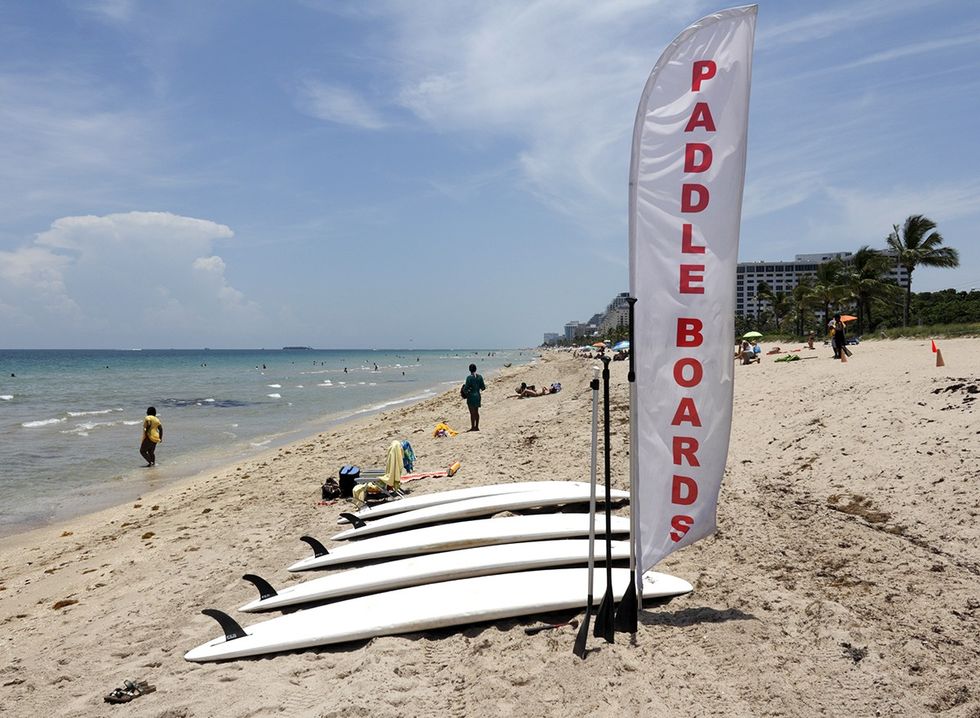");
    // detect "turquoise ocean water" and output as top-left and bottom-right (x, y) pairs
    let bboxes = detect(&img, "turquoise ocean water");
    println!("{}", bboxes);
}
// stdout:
(0, 348), (527, 536)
